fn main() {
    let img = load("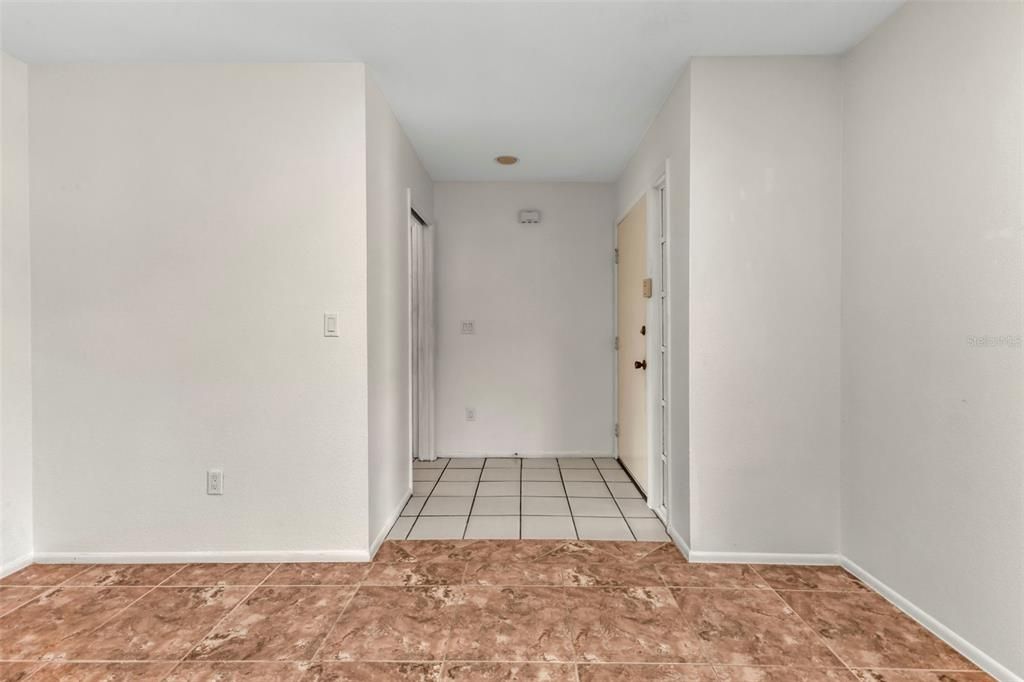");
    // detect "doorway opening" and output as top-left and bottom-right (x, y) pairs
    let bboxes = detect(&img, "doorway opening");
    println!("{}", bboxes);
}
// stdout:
(409, 199), (436, 462)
